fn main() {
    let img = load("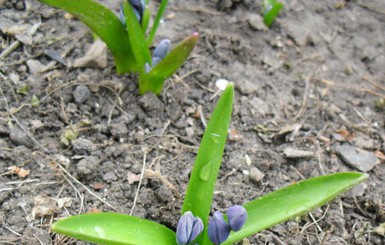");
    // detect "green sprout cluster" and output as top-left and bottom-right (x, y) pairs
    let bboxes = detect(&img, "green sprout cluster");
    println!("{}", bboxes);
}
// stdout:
(38, 0), (198, 94)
